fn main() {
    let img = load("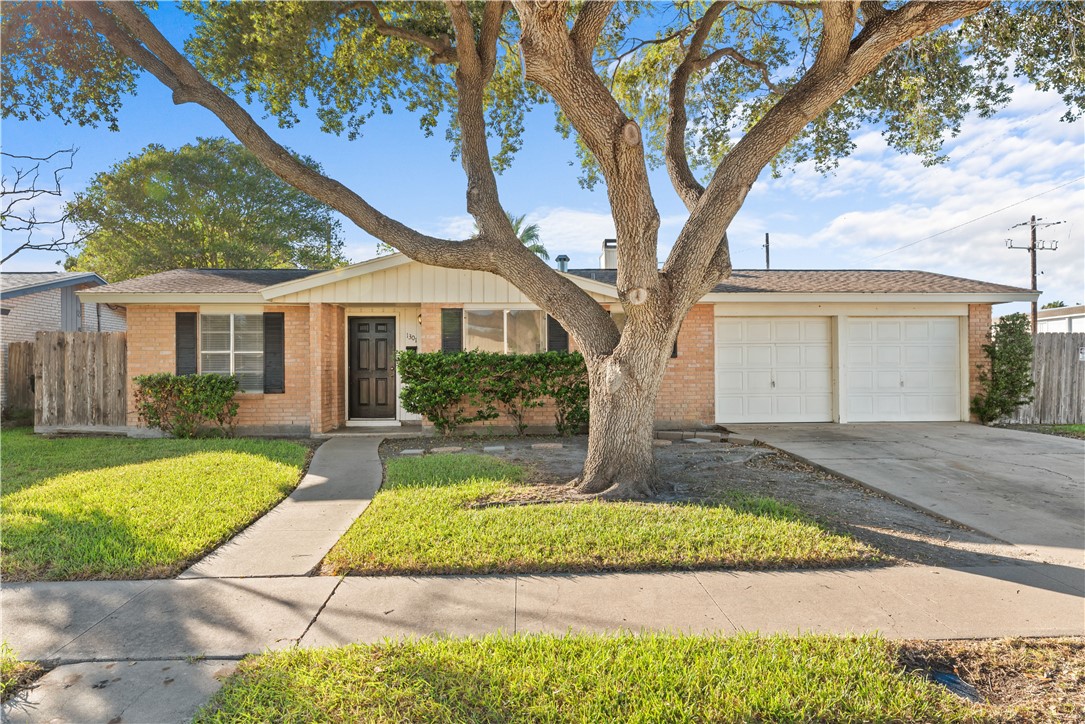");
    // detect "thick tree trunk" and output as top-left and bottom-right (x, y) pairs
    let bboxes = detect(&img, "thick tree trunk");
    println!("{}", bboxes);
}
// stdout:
(573, 341), (671, 499)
